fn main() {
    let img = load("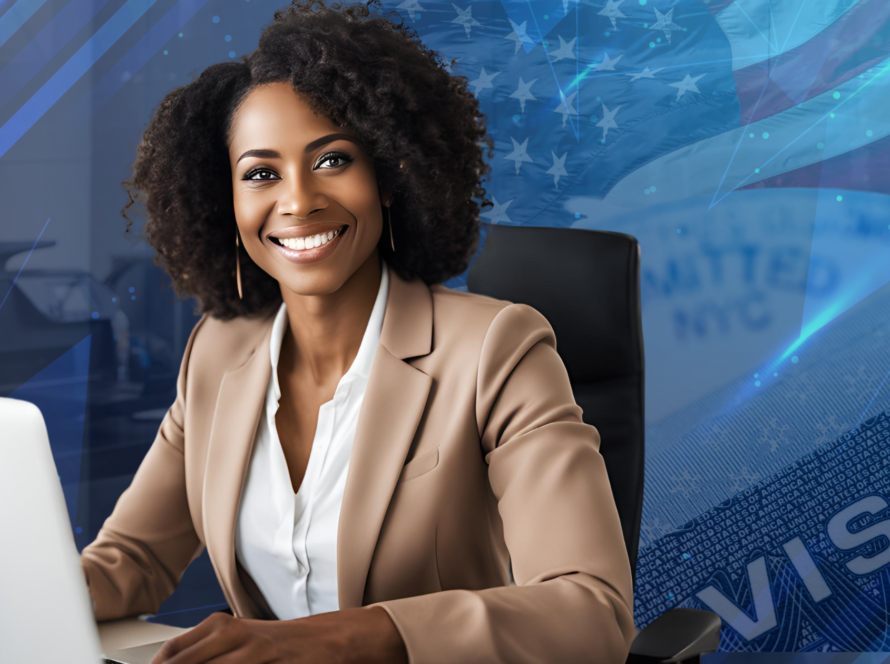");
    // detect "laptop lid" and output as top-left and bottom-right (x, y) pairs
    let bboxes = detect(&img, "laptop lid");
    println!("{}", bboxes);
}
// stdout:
(0, 396), (104, 663)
